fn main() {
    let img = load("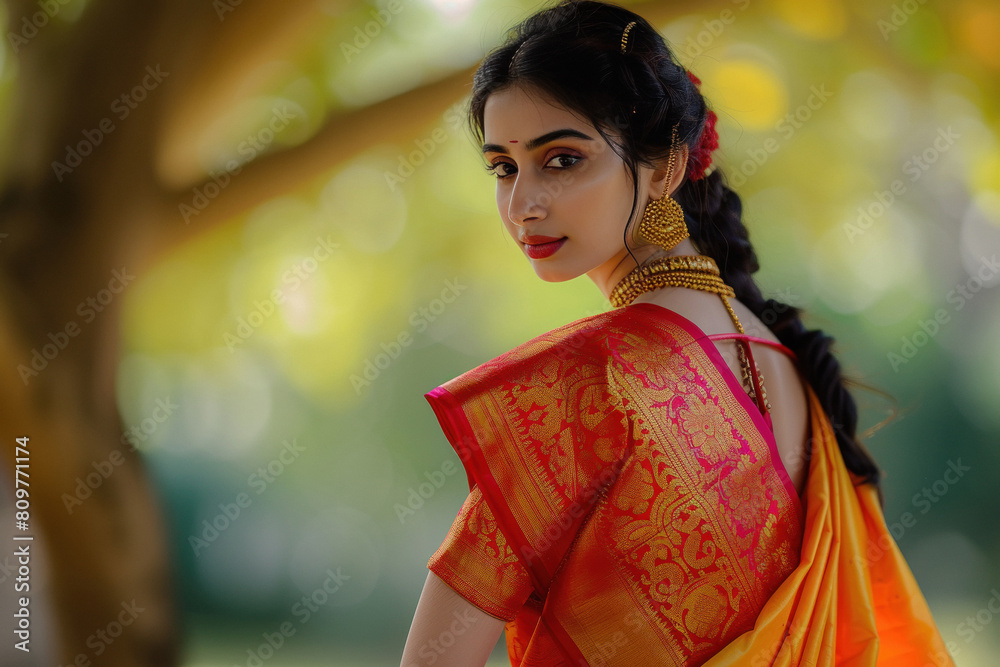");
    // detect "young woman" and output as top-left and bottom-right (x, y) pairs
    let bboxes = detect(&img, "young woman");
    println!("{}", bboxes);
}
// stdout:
(400, 2), (954, 665)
